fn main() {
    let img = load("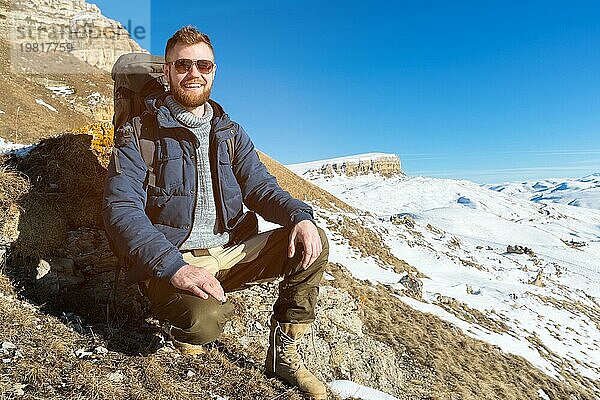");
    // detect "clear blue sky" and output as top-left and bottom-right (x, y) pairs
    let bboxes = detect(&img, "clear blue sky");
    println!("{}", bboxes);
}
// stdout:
(90, 0), (600, 183)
